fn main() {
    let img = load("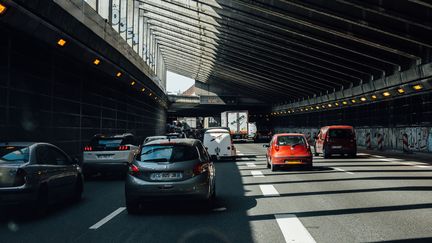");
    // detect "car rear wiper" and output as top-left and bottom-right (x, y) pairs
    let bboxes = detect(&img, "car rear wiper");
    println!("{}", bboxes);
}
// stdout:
(142, 158), (169, 162)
